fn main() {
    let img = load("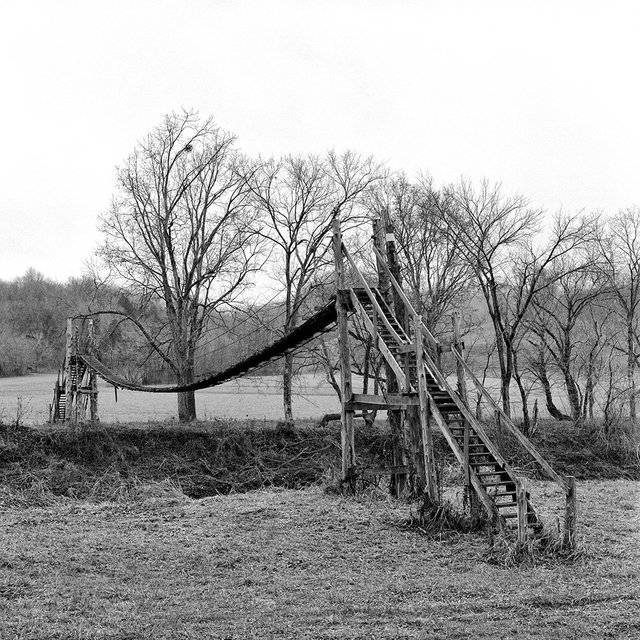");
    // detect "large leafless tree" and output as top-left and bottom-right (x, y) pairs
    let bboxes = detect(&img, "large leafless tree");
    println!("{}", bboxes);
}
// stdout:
(247, 151), (380, 430)
(527, 256), (607, 423)
(434, 179), (592, 417)
(98, 111), (262, 421)
(595, 207), (640, 423)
